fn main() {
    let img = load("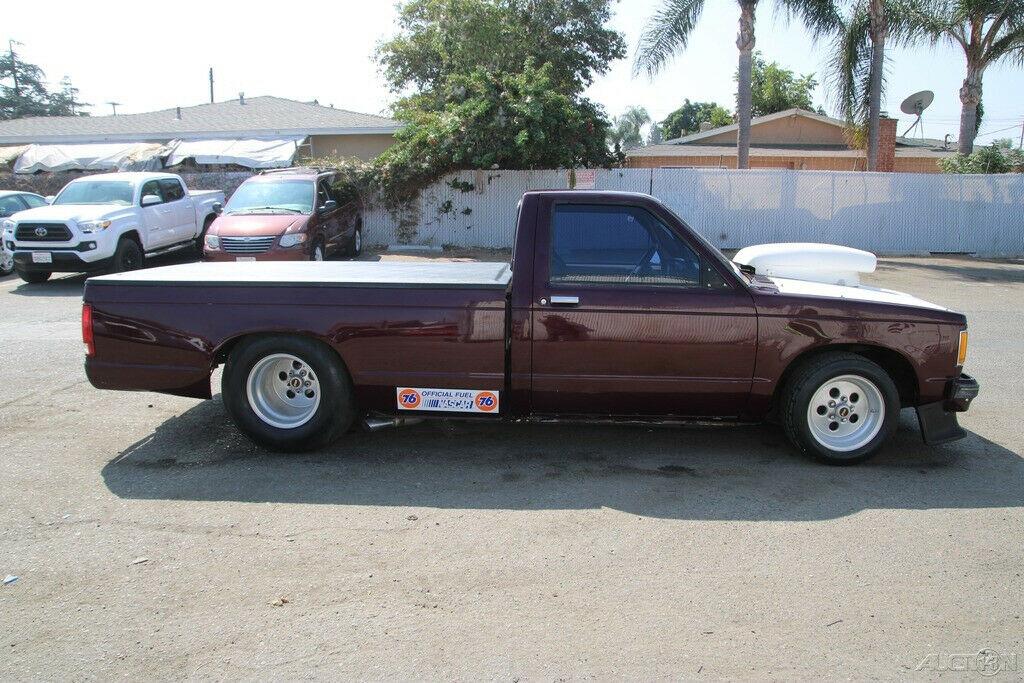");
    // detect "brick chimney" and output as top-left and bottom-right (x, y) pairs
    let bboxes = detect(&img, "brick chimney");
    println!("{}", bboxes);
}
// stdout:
(877, 116), (897, 172)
